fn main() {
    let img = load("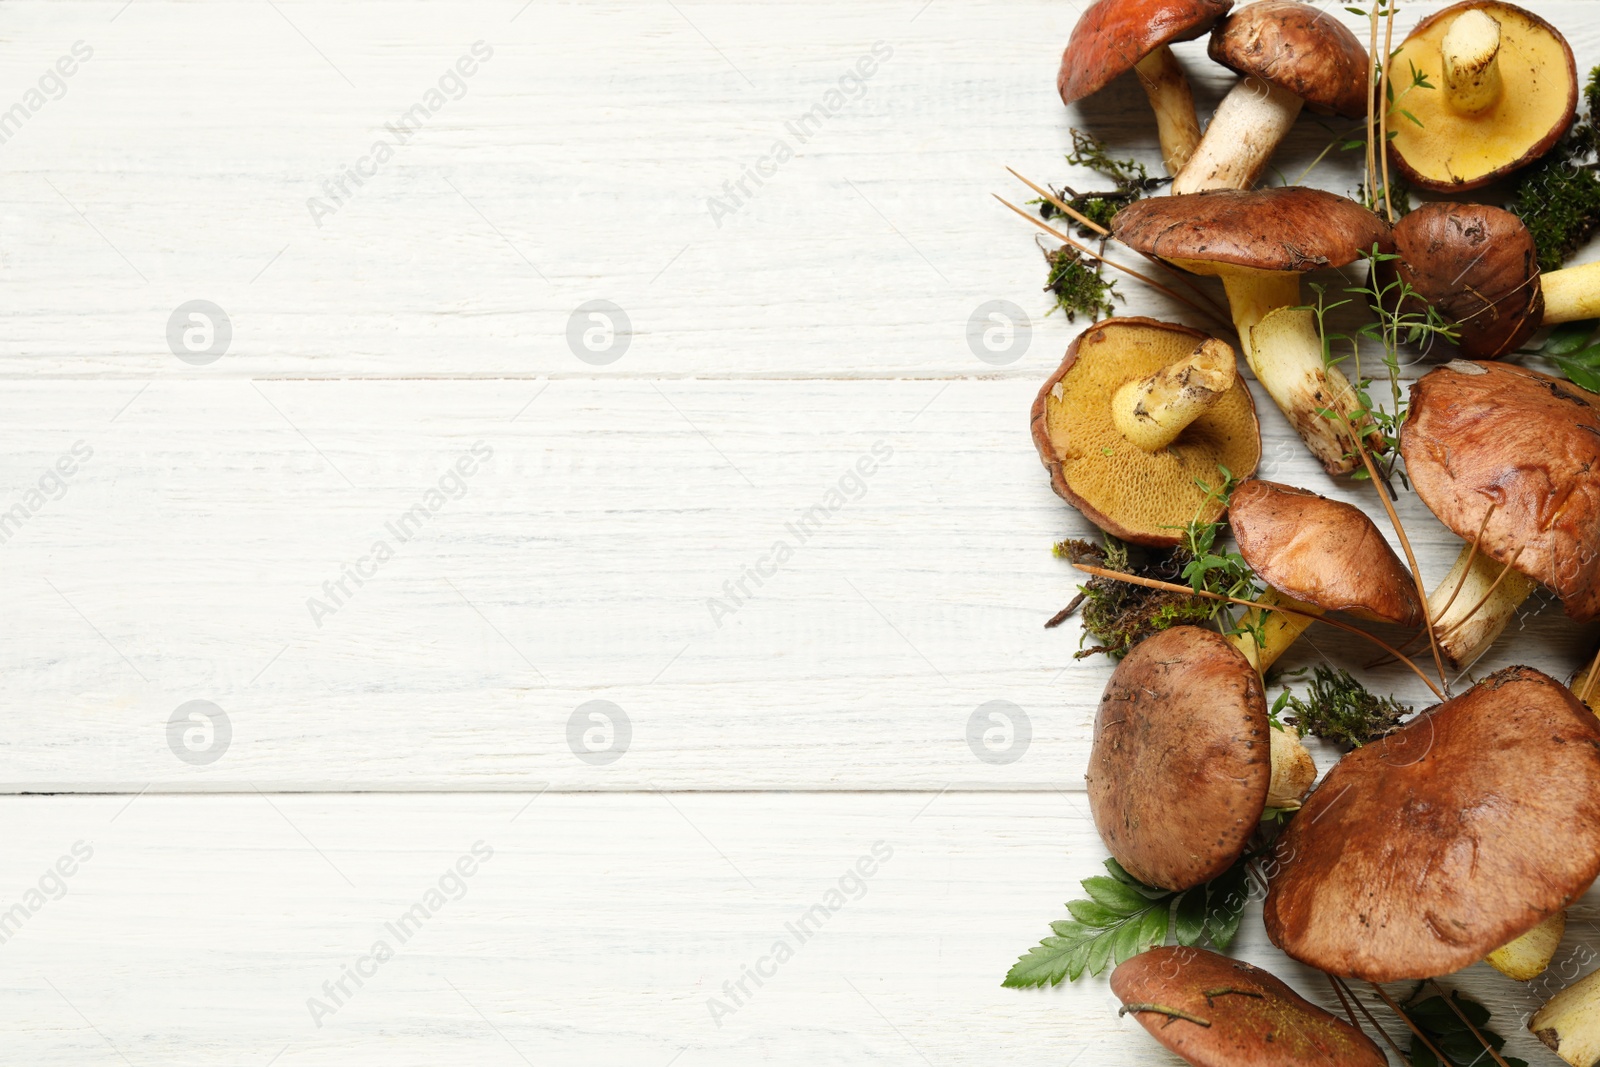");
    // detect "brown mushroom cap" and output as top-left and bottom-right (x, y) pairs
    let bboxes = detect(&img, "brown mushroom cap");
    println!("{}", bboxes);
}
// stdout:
(1391, 201), (1543, 359)
(1031, 317), (1260, 547)
(1387, 1), (1577, 191)
(1112, 188), (1393, 273)
(1264, 665), (1600, 981)
(1087, 626), (1269, 891)
(1113, 947), (1387, 1067)
(1229, 480), (1423, 625)
(1400, 361), (1600, 621)
(1059, 0), (1234, 105)
(1208, 0), (1370, 117)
